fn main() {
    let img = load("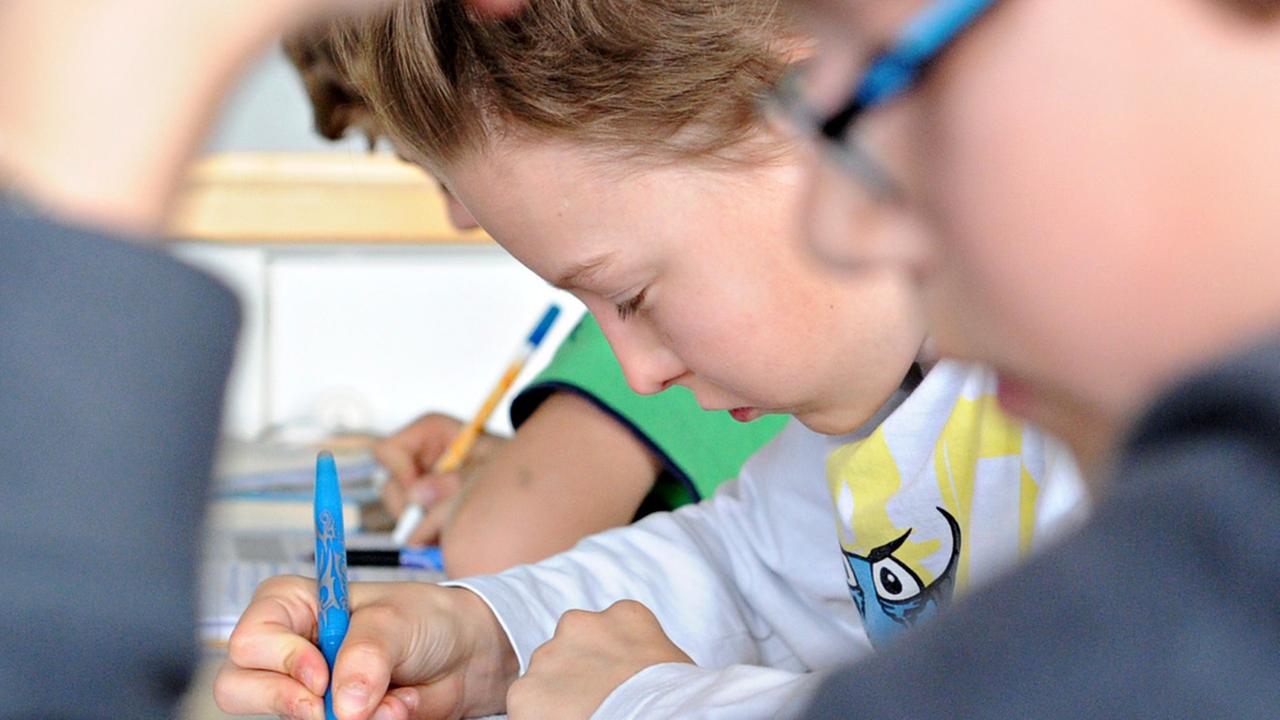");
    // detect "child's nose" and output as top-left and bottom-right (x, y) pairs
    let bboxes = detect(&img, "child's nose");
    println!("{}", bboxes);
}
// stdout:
(595, 314), (688, 396)
(616, 343), (687, 396)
